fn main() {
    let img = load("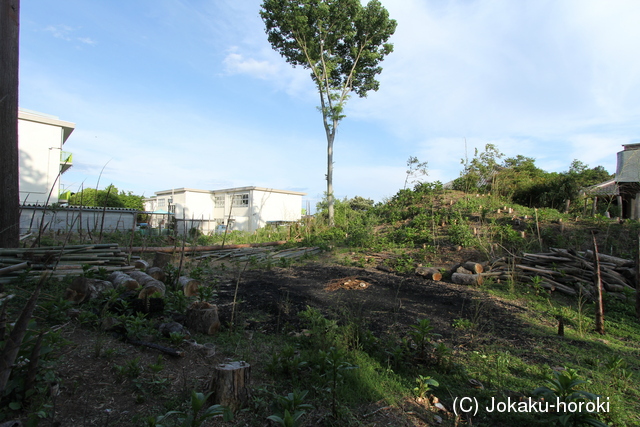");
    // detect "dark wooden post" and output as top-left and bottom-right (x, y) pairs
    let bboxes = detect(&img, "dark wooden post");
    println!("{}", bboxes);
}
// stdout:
(592, 234), (605, 335)
(0, 0), (21, 248)
(636, 232), (640, 320)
